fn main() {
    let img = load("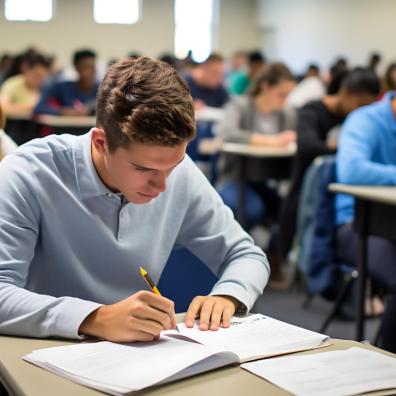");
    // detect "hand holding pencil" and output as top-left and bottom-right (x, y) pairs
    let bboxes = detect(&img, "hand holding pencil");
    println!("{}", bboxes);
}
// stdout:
(78, 267), (176, 342)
